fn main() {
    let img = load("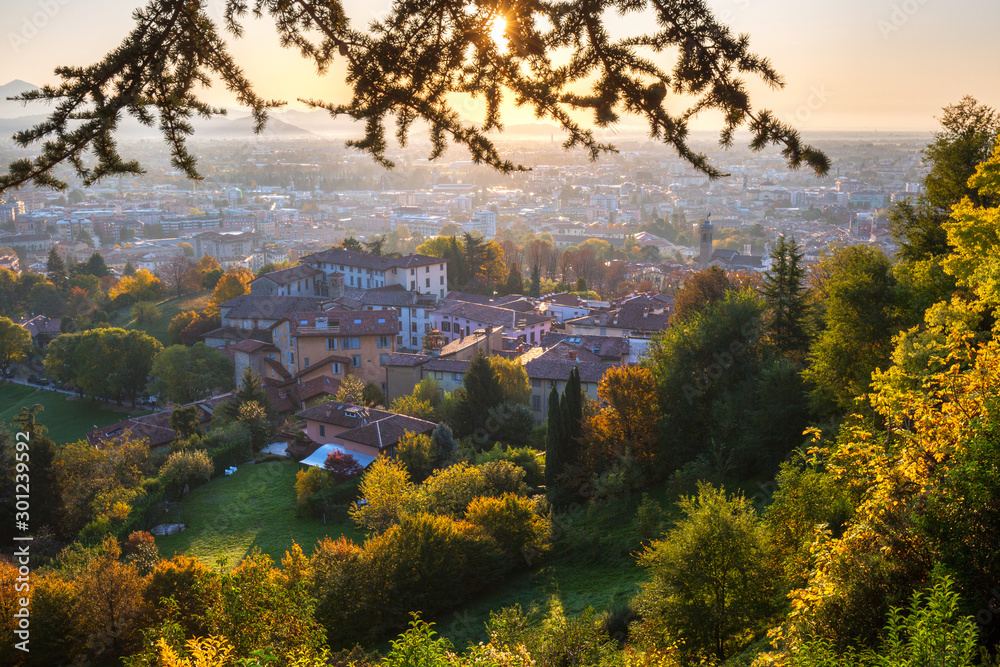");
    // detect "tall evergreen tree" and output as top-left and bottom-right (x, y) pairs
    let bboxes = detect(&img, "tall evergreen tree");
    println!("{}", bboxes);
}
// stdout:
(46, 248), (67, 289)
(761, 235), (810, 357)
(504, 262), (524, 295)
(458, 350), (503, 433)
(545, 385), (565, 491)
(530, 264), (542, 298)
